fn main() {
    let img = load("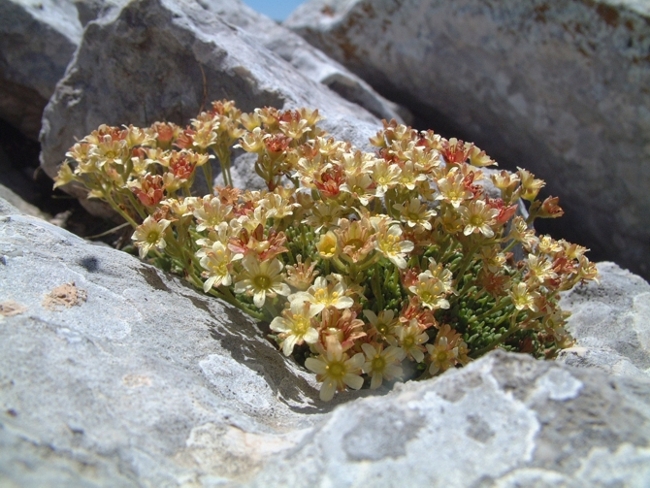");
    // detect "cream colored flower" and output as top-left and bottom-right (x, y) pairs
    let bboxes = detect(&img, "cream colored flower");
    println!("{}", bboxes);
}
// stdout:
(509, 281), (540, 312)
(375, 224), (414, 269)
(193, 196), (233, 232)
(197, 241), (242, 292)
(340, 173), (375, 206)
(270, 301), (320, 356)
(436, 168), (472, 208)
(394, 197), (436, 230)
(363, 309), (399, 339)
(372, 159), (401, 196)
(131, 216), (171, 259)
(53, 162), (75, 189)
(316, 231), (340, 259)
(361, 343), (405, 389)
(305, 340), (365, 401)
(395, 320), (429, 363)
(518, 167), (545, 201)
(289, 276), (353, 314)
(233, 256), (290, 308)
(459, 199), (499, 238)
(409, 272), (451, 311)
